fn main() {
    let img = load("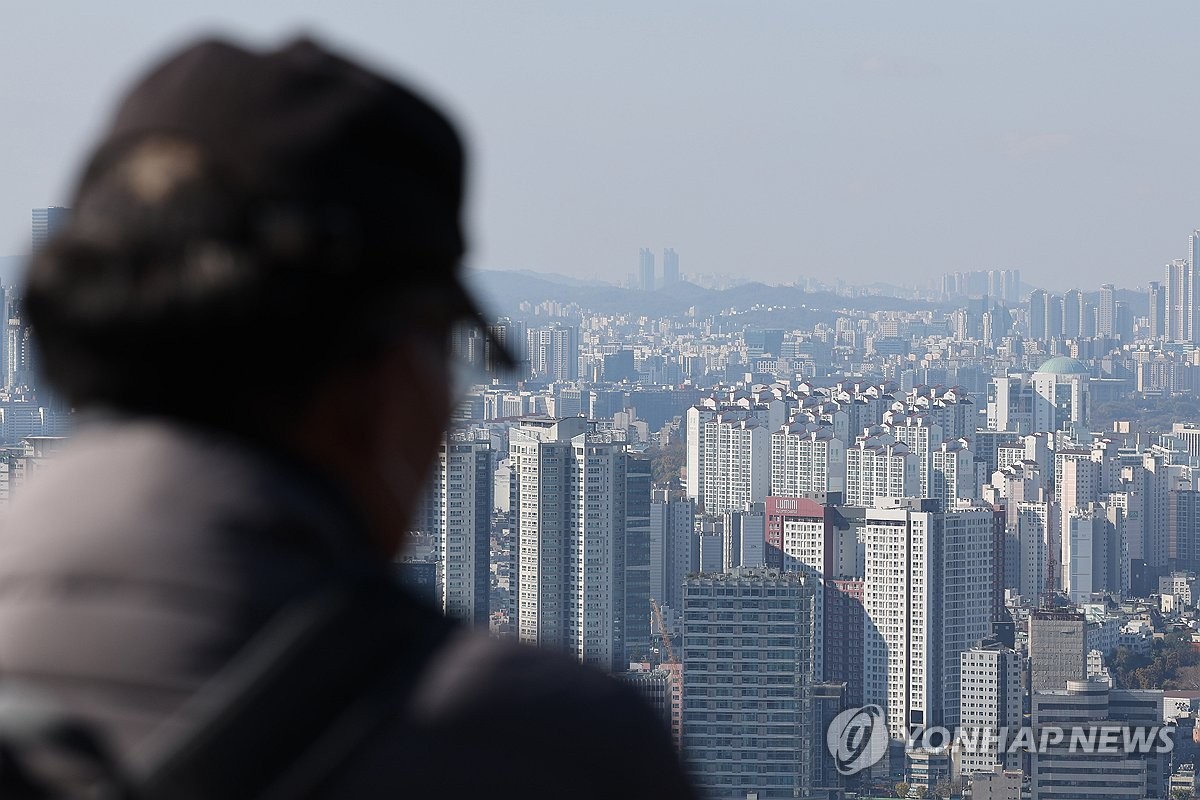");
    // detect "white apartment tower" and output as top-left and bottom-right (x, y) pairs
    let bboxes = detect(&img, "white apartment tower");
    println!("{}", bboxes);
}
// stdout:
(686, 408), (770, 514)
(931, 438), (976, 510)
(845, 428), (920, 508)
(959, 640), (1023, 776)
(863, 499), (994, 740)
(1017, 501), (1056, 600)
(436, 435), (493, 628)
(770, 420), (846, 498)
(411, 434), (493, 629)
(510, 417), (649, 672)
(884, 411), (944, 499)
(940, 506), (998, 727)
